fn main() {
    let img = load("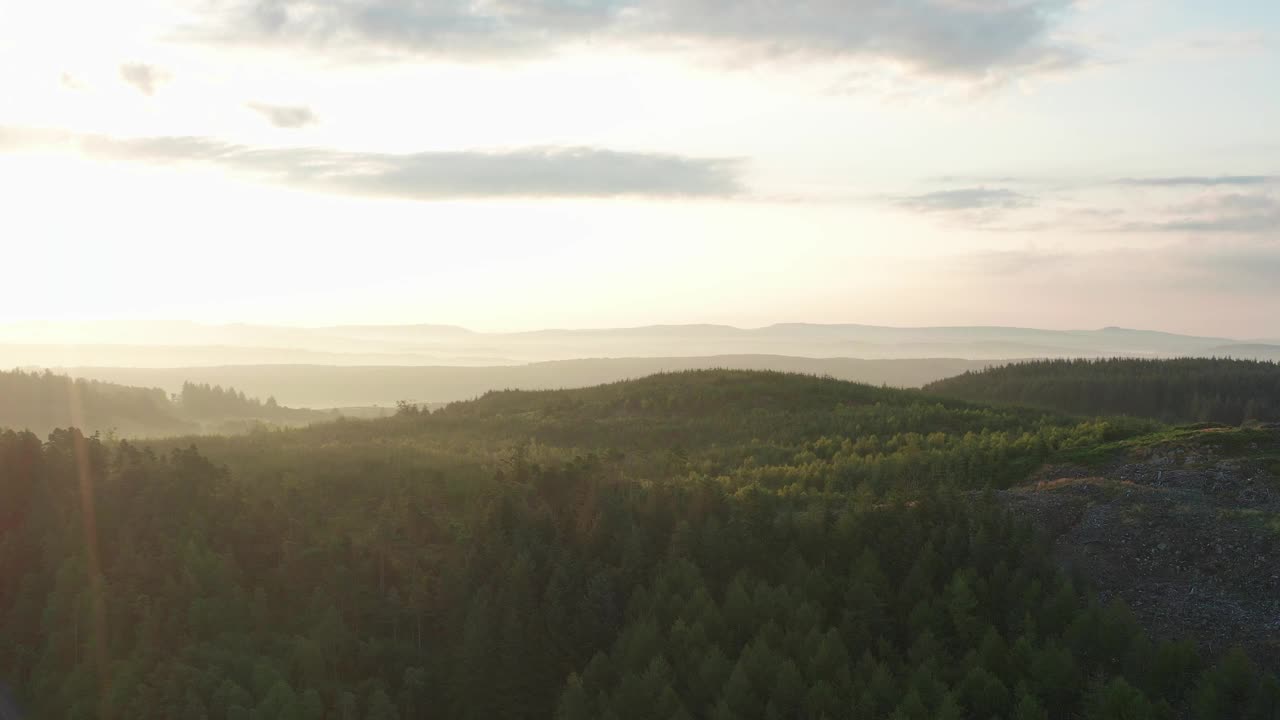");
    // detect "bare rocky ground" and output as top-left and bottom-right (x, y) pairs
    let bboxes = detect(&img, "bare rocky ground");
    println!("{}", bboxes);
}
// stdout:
(1003, 427), (1280, 667)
